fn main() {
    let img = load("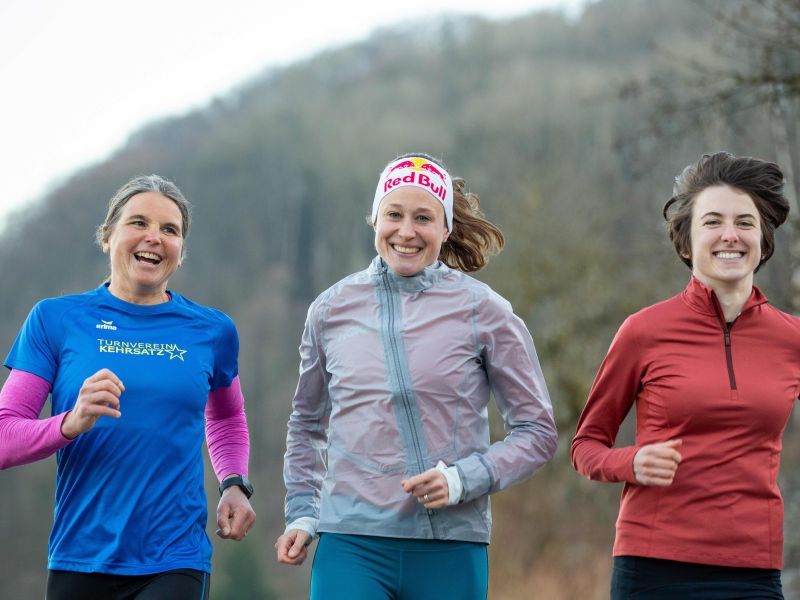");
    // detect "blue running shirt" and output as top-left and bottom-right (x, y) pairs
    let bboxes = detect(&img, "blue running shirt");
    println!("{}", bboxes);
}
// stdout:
(5, 284), (238, 575)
